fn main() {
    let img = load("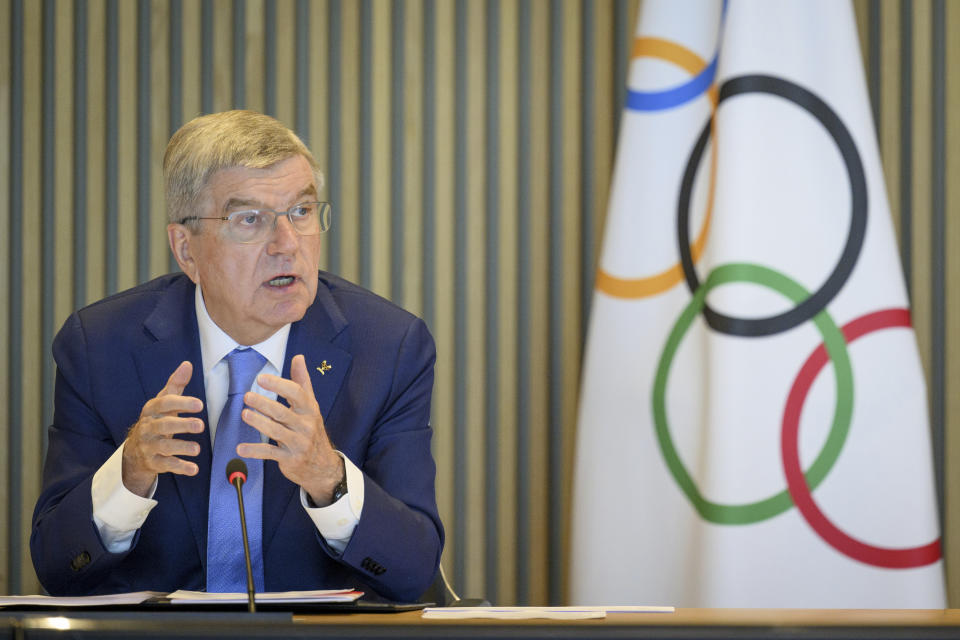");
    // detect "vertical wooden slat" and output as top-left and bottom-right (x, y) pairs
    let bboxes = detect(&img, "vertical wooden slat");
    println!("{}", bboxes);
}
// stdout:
(244, 0), (265, 114)
(0, 0), (15, 594)
(579, 0), (595, 337)
(868, 0), (881, 134)
(295, 0), (309, 144)
(182, 1), (202, 124)
(514, 0), (532, 605)
(483, 0), (500, 606)
(358, 0), (371, 290)
(273, 0), (295, 128)
(40, 0), (55, 447)
(546, 0), (563, 606)
(425, 0), (457, 590)
(930, 0), (947, 570)
(369, 0), (392, 299)
(212, 0), (233, 113)
(116, 0), (138, 293)
(558, 0), (582, 606)
(592, 1), (616, 288)
(201, 0), (213, 112)
(86, 0), (106, 305)
(105, 0), (119, 294)
(73, 0), (88, 307)
(136, 0), (151, 283)
(432, 0), (457, 591)
(526, 0), (550, 606)
(310, 0), (330, 271)
(402, 0), (424, 317)
(263, 0), (275, 115)
(389, 0), (405, 306)
(337, 0), (360, 284)
(899, 1), (913, 294)
(496, 0), (519, 607)
(54, 0), (75, 336)
(150, 0), (170, 276)
(940, 0), (960, 606)
(467, 0), (490, 600)
(19, 0), (42, 594)
(879, 3), (901, 249)
(232, 0), (245, 108)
